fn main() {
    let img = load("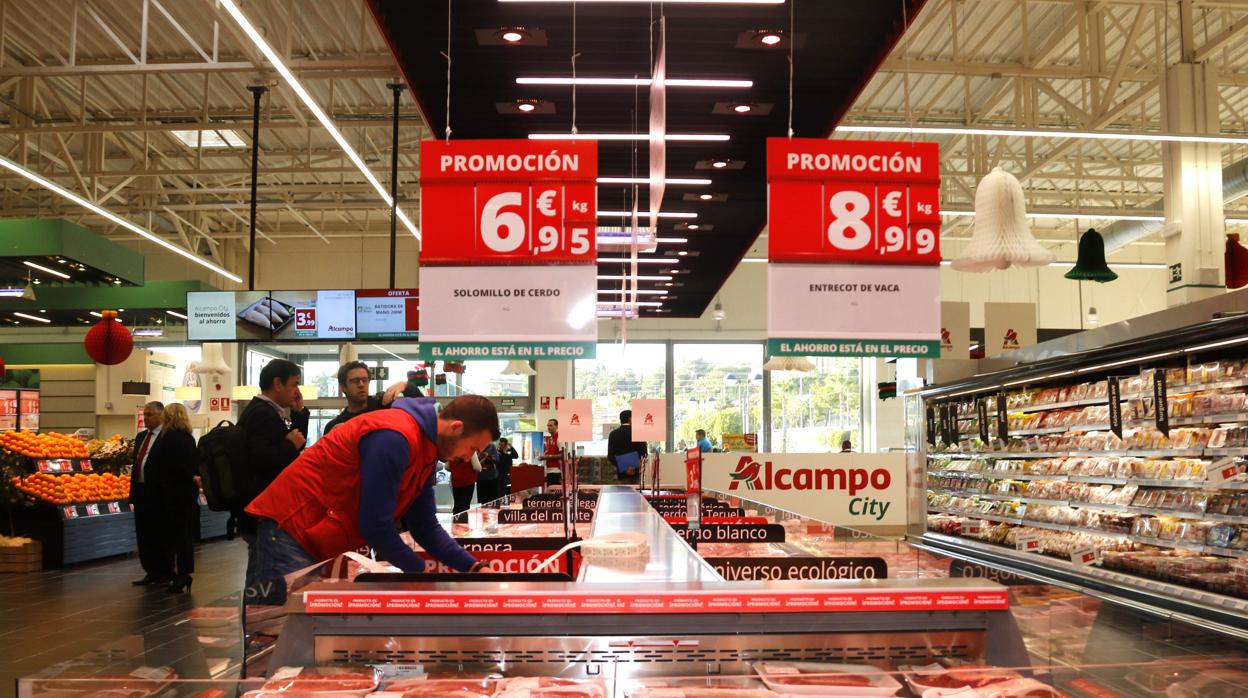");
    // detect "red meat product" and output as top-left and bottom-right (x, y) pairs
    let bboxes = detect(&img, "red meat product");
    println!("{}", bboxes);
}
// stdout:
(496, 677), (605, 698)
(260, 672), (376, 694)
(914, 666), (1020, 689)
(390, 677), (496, 698)
(978, 678), (1063, 698)
(32, 668), (176, 697)
(764, 673), (875, 687)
